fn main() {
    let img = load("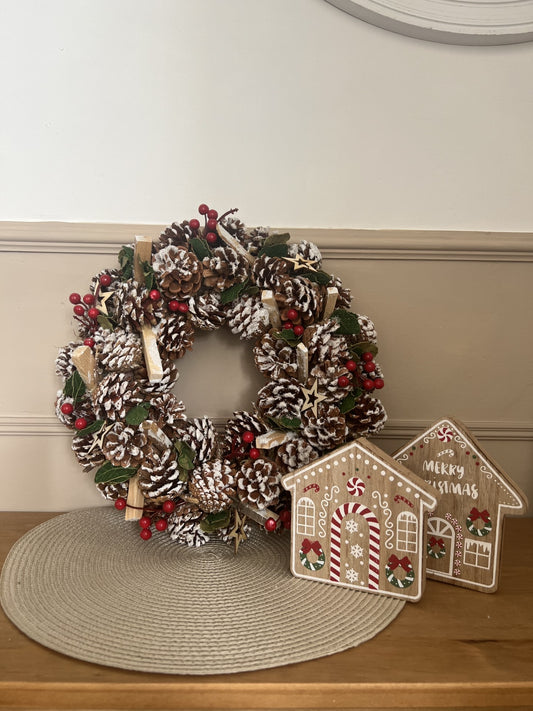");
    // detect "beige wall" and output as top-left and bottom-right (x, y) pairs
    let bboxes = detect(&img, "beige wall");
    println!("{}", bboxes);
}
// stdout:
(0, 224), (531, 511)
